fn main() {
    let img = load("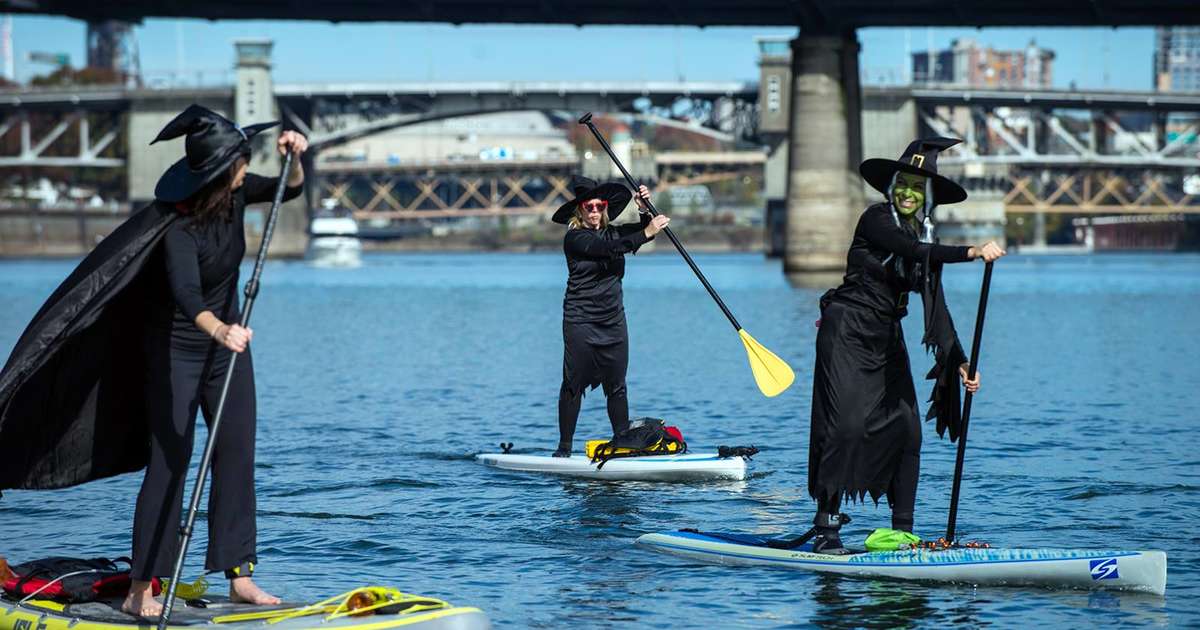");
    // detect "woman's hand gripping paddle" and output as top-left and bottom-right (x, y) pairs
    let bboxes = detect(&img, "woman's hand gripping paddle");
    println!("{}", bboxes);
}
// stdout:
(578, 113), (794, 397)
